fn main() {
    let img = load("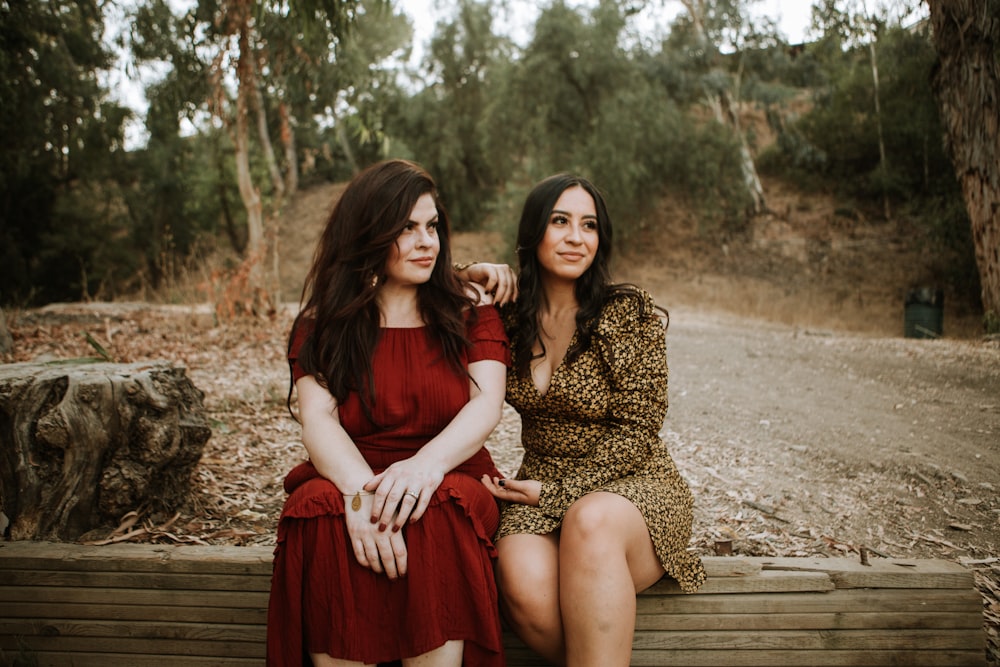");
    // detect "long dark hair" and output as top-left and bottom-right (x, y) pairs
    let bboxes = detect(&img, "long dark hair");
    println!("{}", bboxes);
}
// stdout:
(511, 173), (663, 378)
(288, 159), (475, 417)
